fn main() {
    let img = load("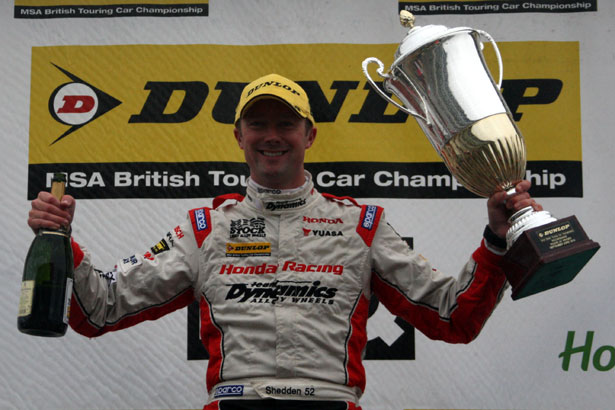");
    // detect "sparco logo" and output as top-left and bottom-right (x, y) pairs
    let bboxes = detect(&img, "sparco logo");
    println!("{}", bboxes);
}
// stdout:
(230, 217), (265, 238)
(257, 187), (282, 194)
(361, 205), (378, 230)
(265, 199), (306, 211)
(214, 385), (244, 398)
(225, 280), (338, 304)
(195, 208), (208, 231)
